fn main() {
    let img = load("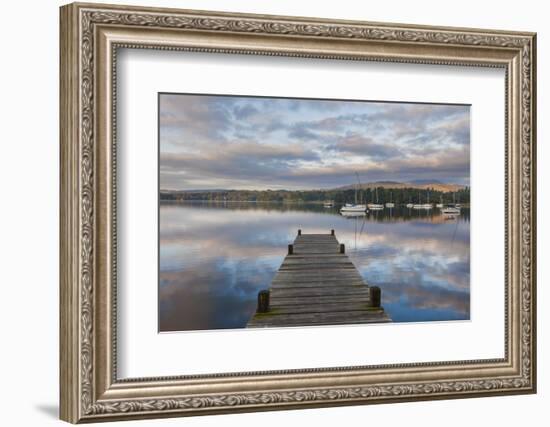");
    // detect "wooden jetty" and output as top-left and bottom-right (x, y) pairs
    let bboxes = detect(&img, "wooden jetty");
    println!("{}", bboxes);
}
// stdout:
(247, 230), (391, 328)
